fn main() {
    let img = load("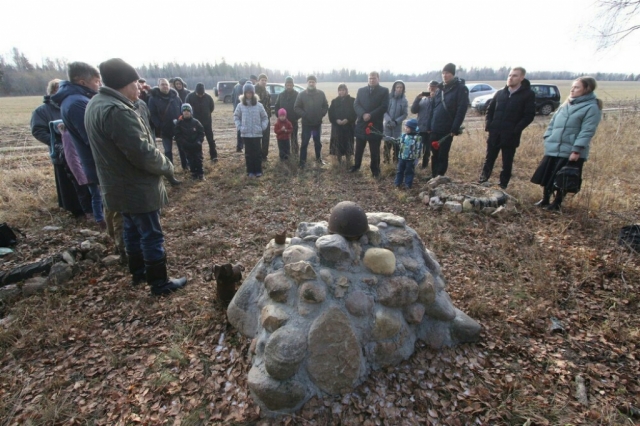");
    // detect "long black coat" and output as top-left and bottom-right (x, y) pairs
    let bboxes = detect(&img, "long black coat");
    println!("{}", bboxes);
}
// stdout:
(485, 79), (536, 148)
(148, 88), (183, 138)
(274, 89), (299, 122)
(354, 84), (389, 141)
(185, 92), (215, 125)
